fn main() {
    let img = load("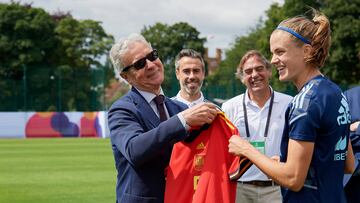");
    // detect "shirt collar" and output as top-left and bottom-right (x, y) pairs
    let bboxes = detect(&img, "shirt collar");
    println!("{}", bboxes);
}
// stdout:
(245, 86), (277, 107)
(135, 87), (165, 104)
(175, 91), (205, 107)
